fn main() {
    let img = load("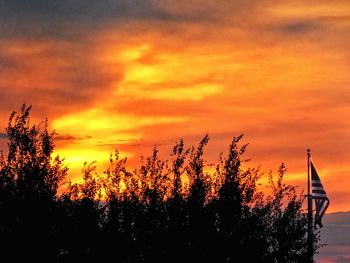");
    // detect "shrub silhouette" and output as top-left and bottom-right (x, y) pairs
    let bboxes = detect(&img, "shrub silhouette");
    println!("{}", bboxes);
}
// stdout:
(0, 105), (67, 260)
(0, 105), (317, 262)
